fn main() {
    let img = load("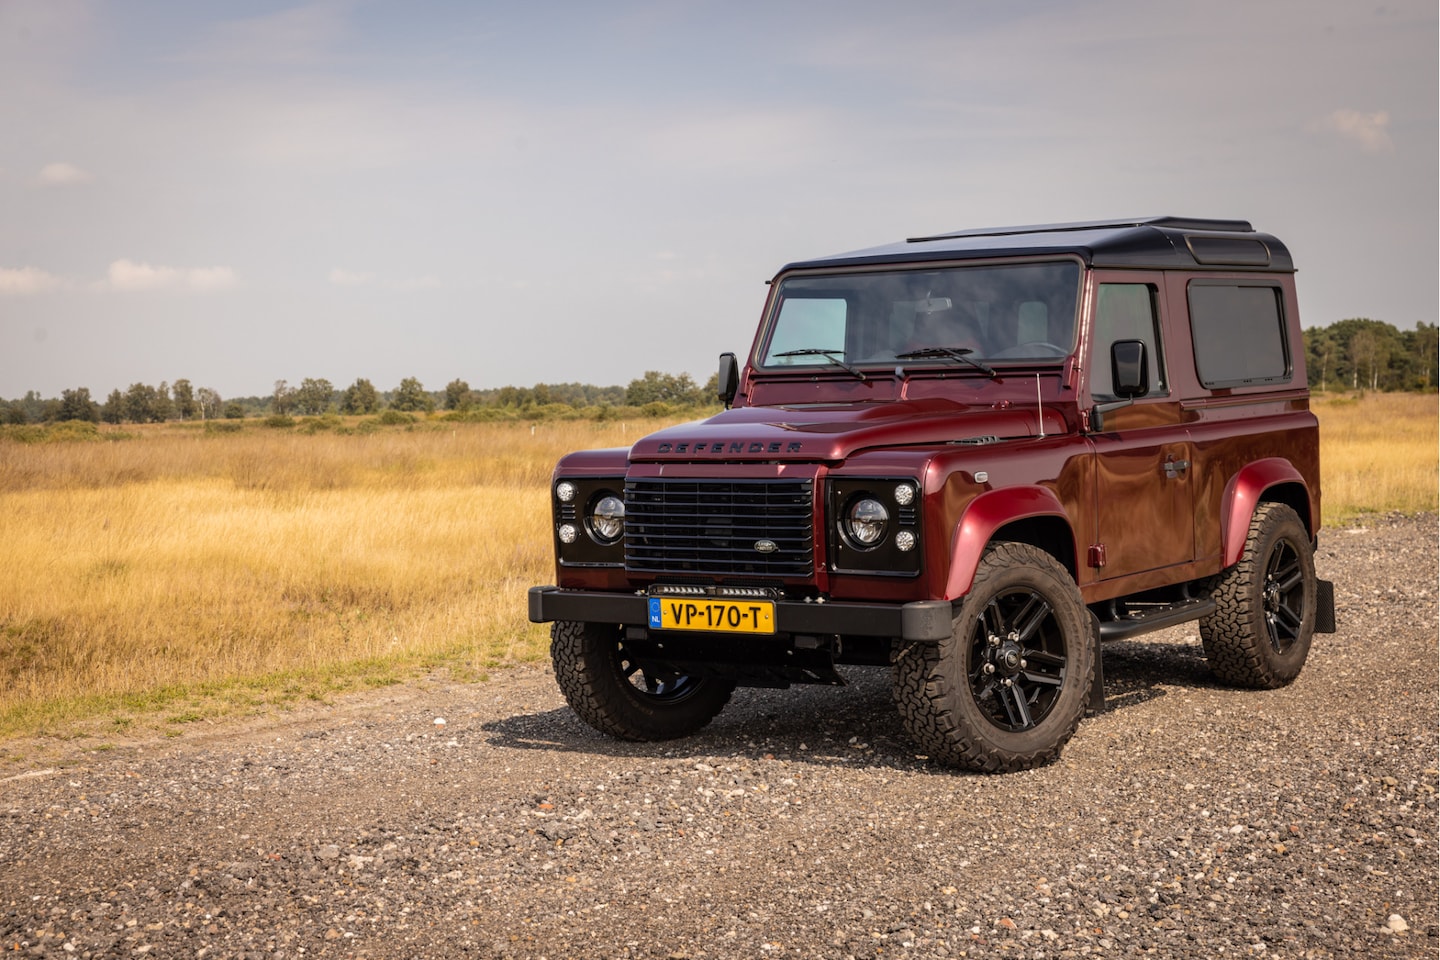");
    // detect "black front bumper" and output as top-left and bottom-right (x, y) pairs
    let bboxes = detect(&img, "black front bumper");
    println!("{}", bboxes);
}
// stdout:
(528, 586), (954, 642)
